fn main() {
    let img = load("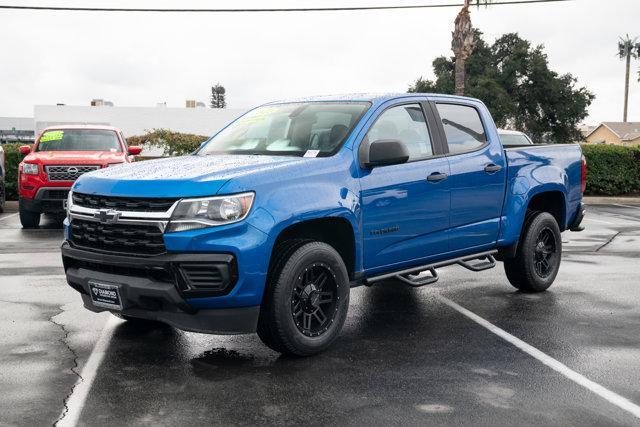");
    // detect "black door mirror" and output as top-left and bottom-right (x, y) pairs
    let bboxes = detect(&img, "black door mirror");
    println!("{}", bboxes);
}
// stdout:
(364, 139), (409, 168)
